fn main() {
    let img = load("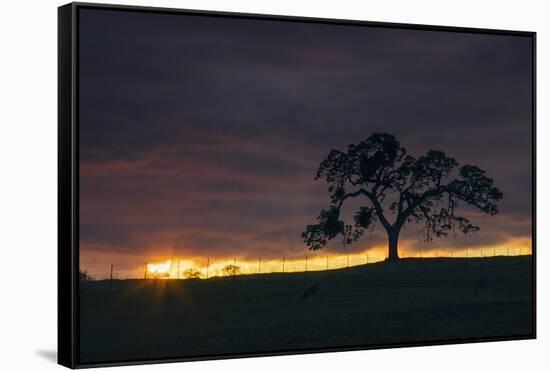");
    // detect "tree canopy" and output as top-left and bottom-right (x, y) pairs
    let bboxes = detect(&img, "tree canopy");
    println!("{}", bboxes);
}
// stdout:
(302, 133), (503, 260)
